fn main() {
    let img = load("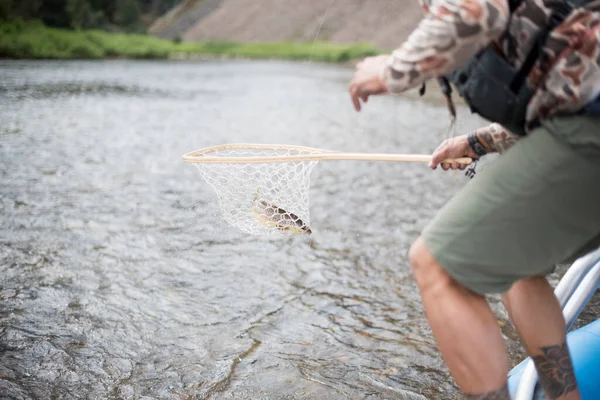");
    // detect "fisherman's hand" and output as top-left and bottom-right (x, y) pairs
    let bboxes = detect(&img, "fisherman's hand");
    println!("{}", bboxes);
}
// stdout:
(429, 135), (479, 171)
(349, 55), (390, 111)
